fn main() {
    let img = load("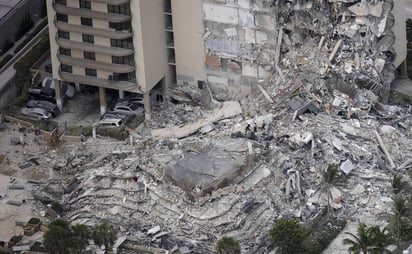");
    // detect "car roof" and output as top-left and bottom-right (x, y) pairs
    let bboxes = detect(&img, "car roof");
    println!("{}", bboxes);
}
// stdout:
(99, 118), (123, 124)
